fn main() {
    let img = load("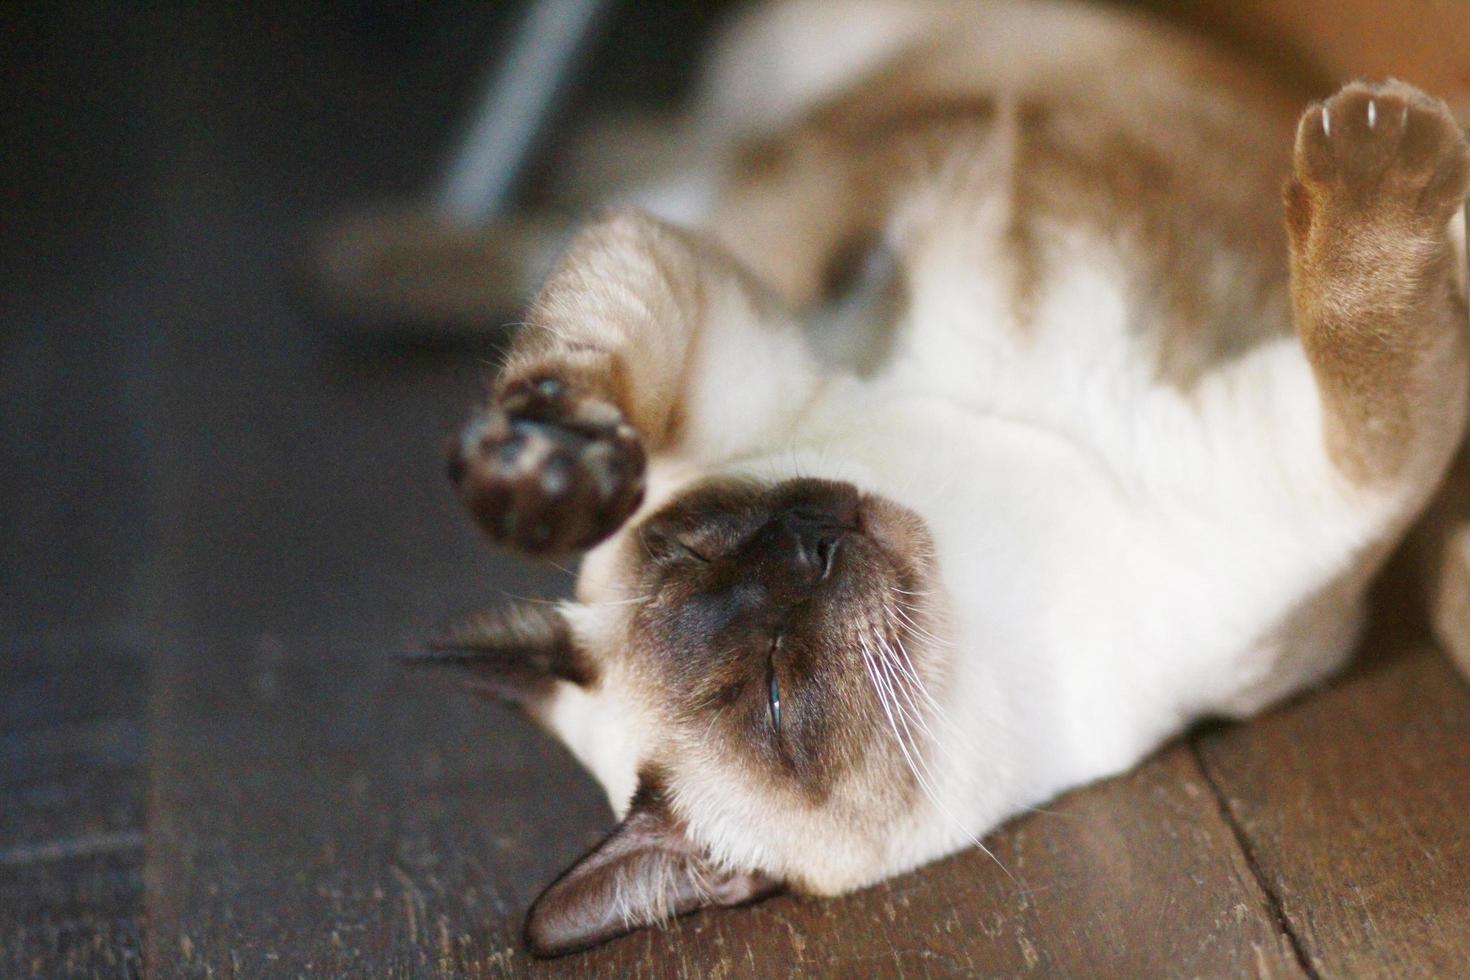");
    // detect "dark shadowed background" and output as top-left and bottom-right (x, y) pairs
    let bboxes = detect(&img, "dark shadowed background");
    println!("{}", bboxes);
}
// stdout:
(2, 3), (728, 973)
